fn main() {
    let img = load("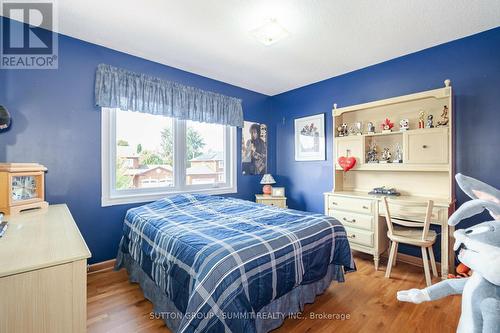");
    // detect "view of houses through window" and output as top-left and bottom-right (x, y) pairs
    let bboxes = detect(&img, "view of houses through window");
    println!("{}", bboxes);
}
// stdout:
(115, 110), (226, 190)
(185, 120), (225, 185)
